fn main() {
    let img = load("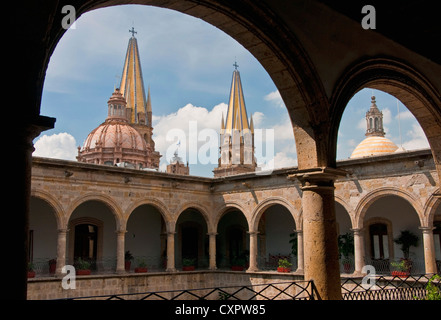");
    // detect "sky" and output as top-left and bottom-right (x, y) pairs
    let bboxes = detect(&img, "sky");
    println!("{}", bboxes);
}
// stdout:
(34, 5), (430, 177)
